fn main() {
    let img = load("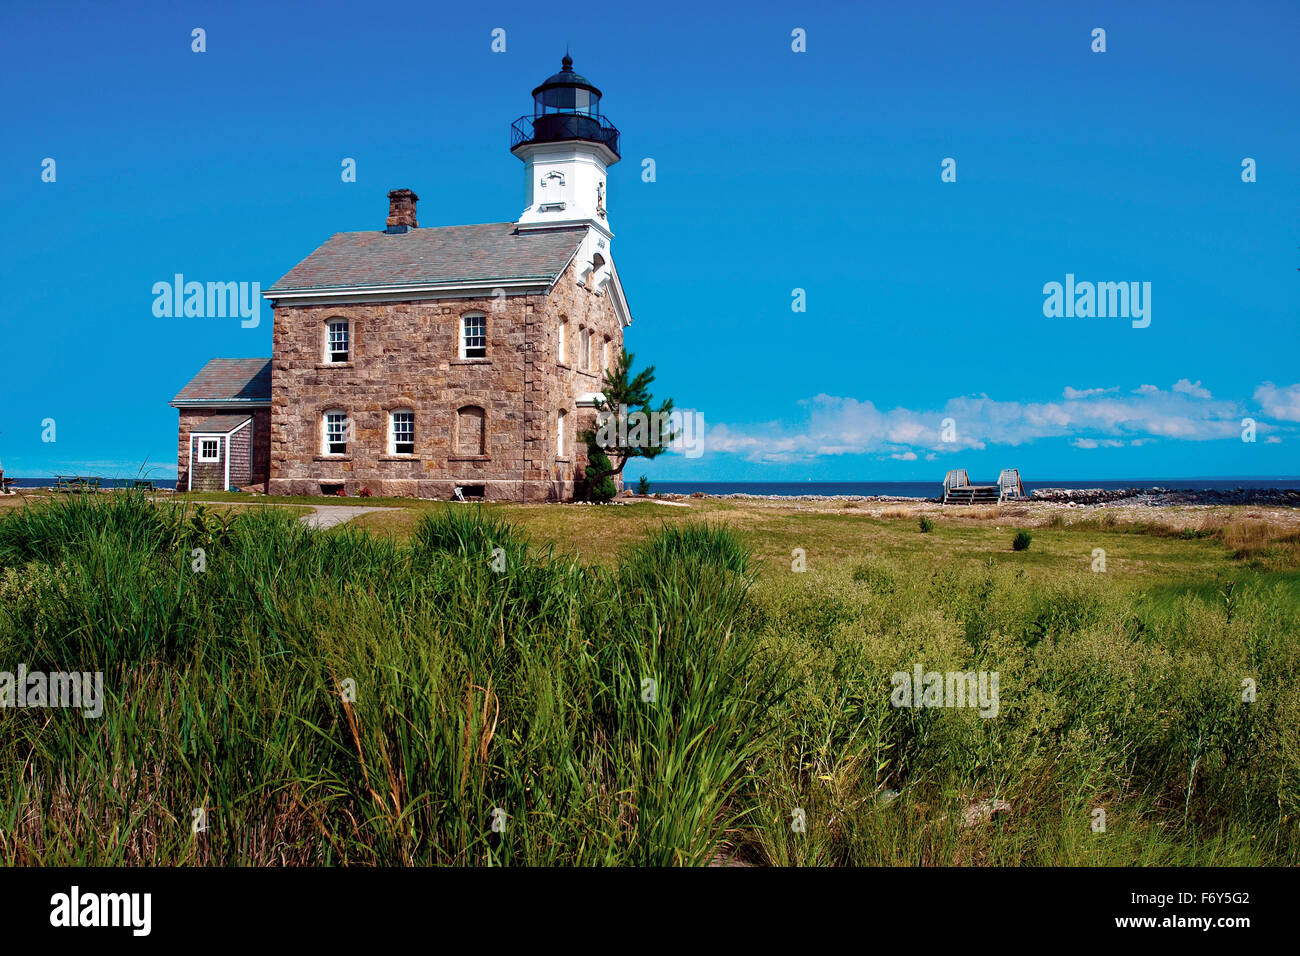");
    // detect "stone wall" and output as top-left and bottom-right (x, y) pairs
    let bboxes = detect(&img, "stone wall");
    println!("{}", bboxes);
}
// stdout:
(268, 259), (623, 500)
